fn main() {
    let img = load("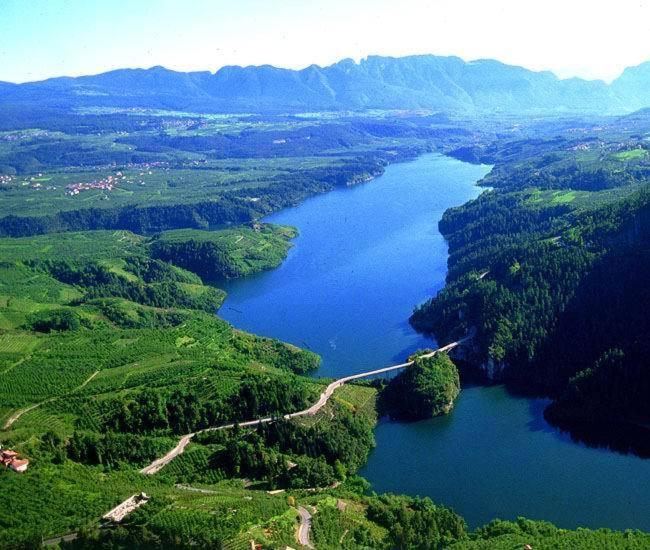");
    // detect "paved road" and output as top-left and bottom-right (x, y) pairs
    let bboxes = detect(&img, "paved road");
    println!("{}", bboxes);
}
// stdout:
(297, 506), (314, 549)
(44, 340), (465, 545)
(140, 433), (194, 474)
(140, 340), (464, 474)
